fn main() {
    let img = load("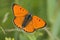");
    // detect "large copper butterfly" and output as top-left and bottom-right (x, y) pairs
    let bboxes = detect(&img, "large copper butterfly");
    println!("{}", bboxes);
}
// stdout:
(12, 4), (46, 32)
